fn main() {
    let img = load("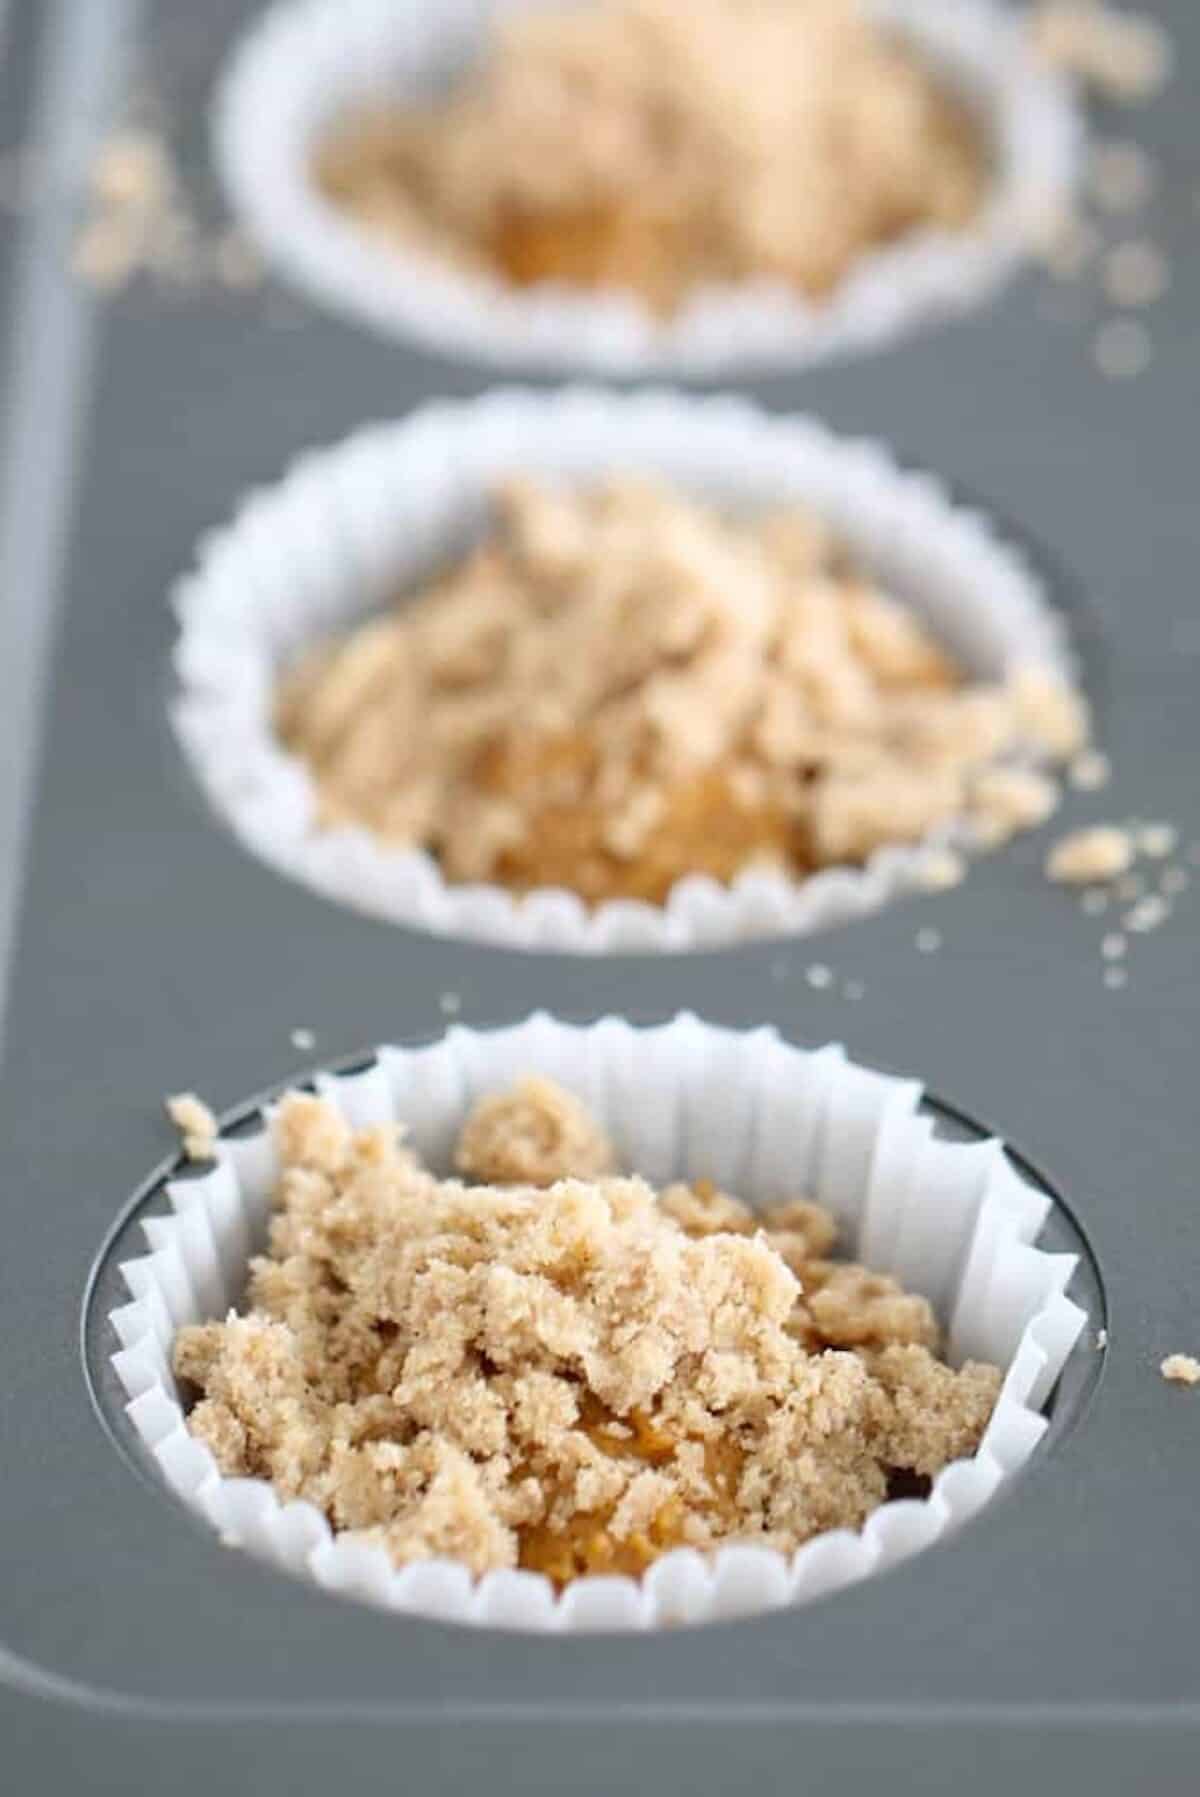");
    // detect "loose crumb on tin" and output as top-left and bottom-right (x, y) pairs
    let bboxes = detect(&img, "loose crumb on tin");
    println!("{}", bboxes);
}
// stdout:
(1124, 894), (1169, 934)
(172, 1079), (1001, 1584)
(1068, 750), (1111, 793)
(1103, 240), (1169, 309)
(914, 847), (966, 893)
(166, 1092), (219, 1162)
(1094, 318), (1152, 380)
(1030, 3), (1172, 102)
(290, 1028), (317, 1052)
(1088, 141), (1156, 213)
(439, 992), (463, 1016)
(1161, 1355), (1200, 1387)
(1046, 825), (1135, 885)
(1101, 932), (1126, 960)
(1137, 822), (1178, 860)
(805, 963), (834, 990)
